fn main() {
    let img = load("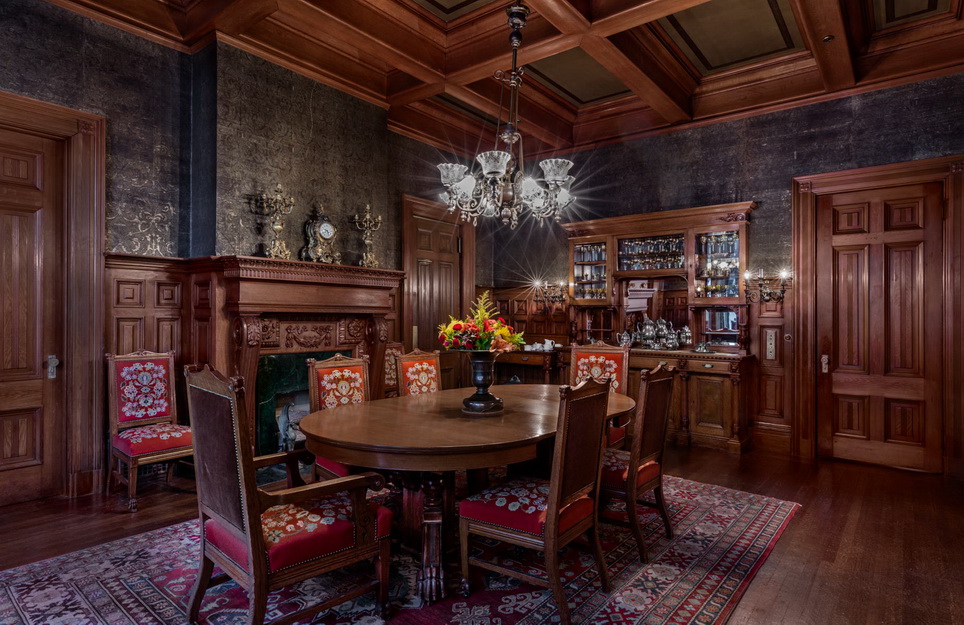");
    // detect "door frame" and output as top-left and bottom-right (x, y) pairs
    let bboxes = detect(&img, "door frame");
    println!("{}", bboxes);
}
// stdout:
(0, 90), (106, 496)
(401, 194), (476, 350)
(792, 155), (964, 476)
